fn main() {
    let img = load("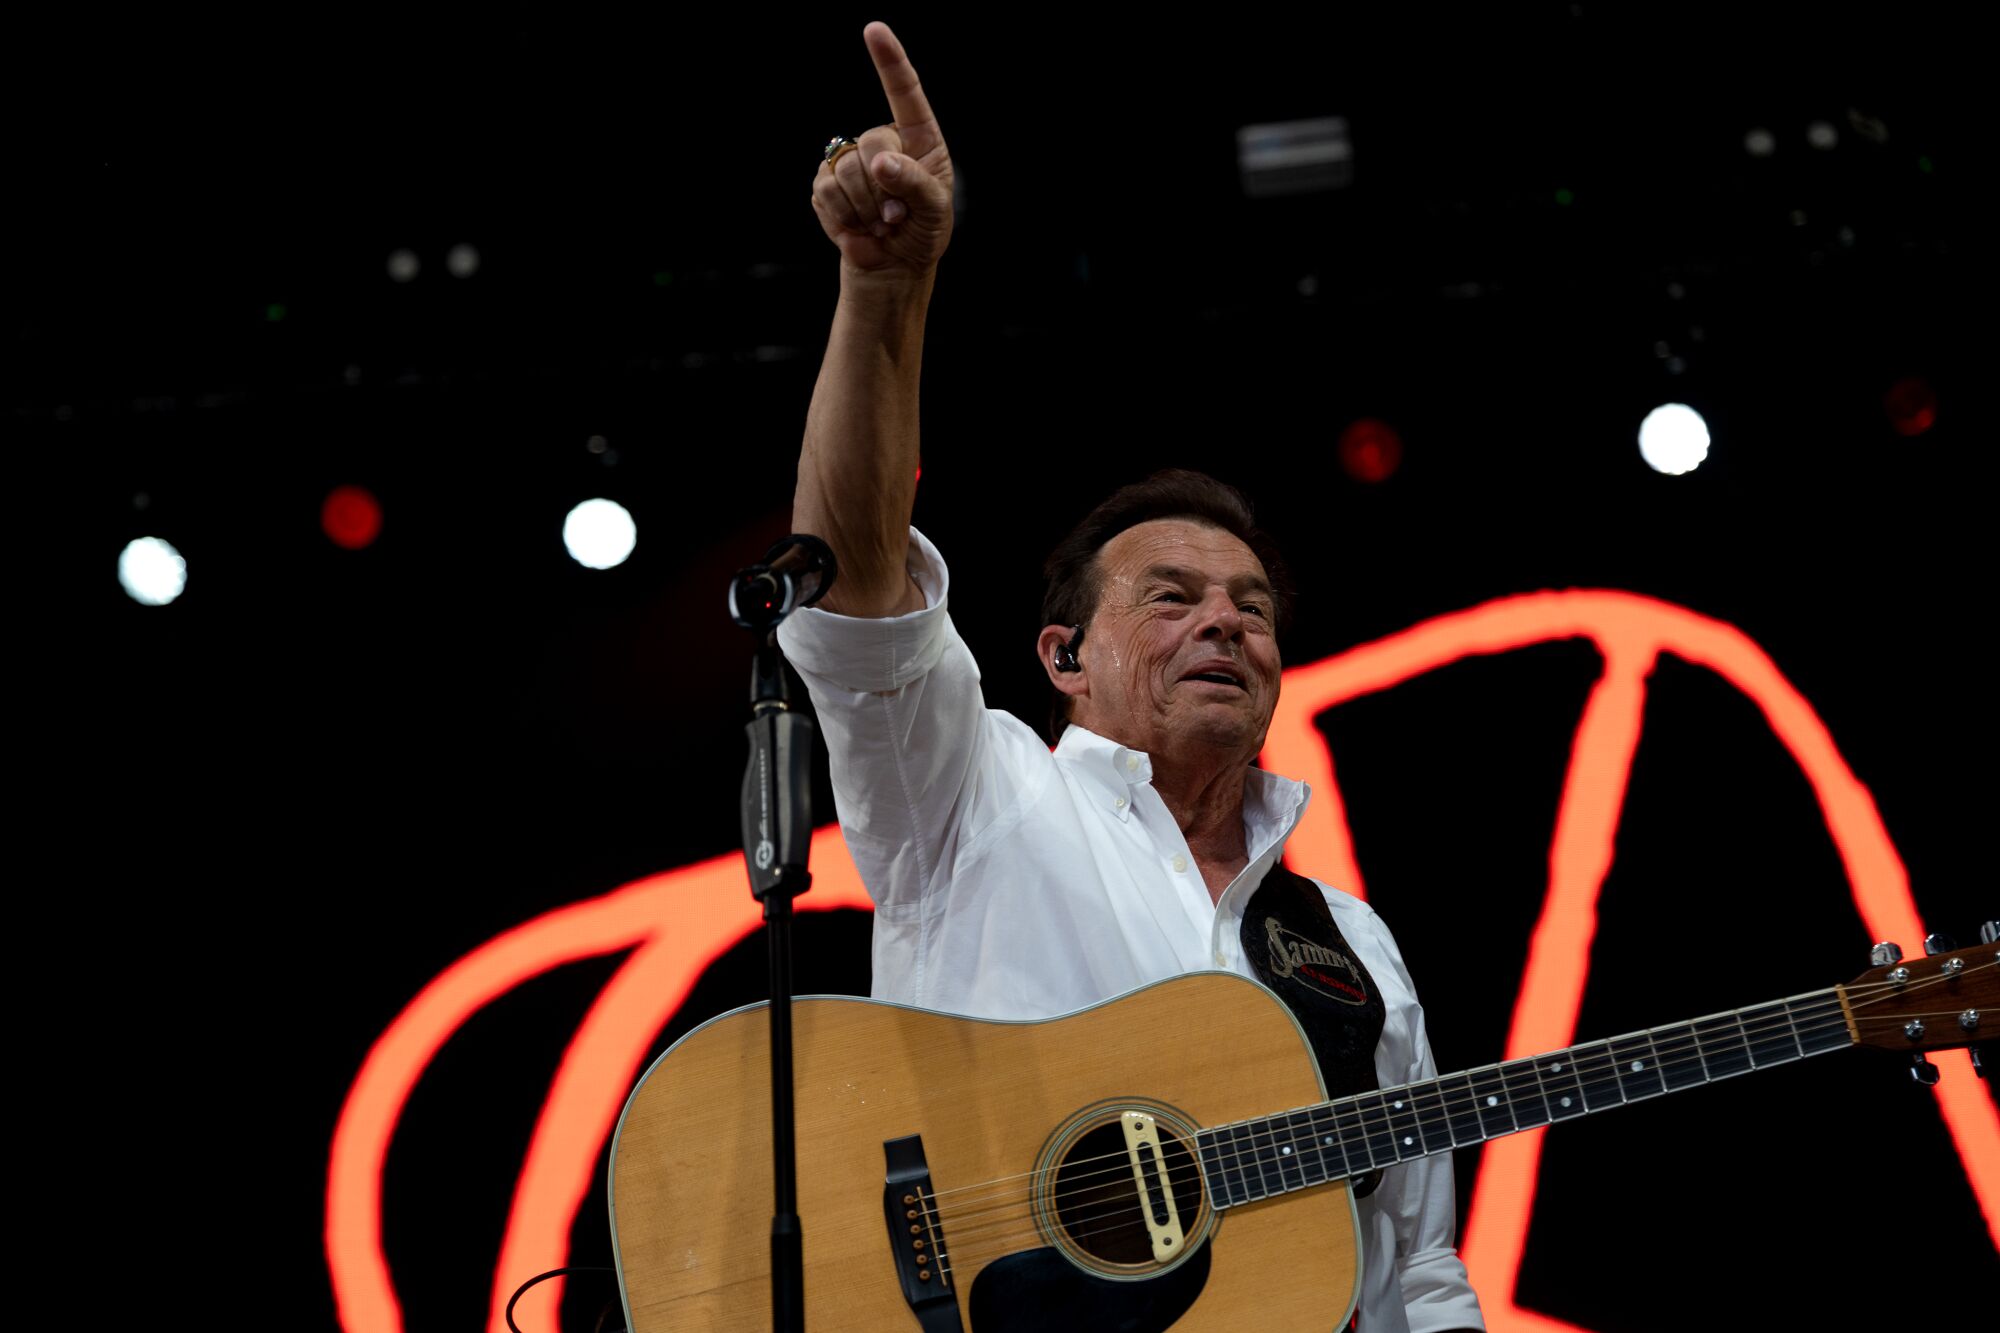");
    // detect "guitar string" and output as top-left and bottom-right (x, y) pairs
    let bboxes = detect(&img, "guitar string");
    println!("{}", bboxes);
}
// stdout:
(937, 976), (1991, 1253)
(919, 966), (1975, 1214)
(920, 965), (1991, 1256)
(926, 977), (1923, 1222)
(937, 996), (1991, 1271)
(934, 1004), (1863, 1251)
(927, 971), (1983, 1243)
(934, 1000), (1977, 1257)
